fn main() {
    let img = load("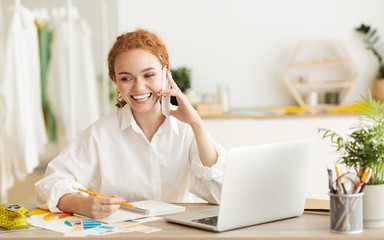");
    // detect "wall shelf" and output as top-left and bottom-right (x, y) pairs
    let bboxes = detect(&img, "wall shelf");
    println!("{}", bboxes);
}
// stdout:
(292, 81), (352, 88)
(290, 59), (352, 67)
(283, 39), (360, 110)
